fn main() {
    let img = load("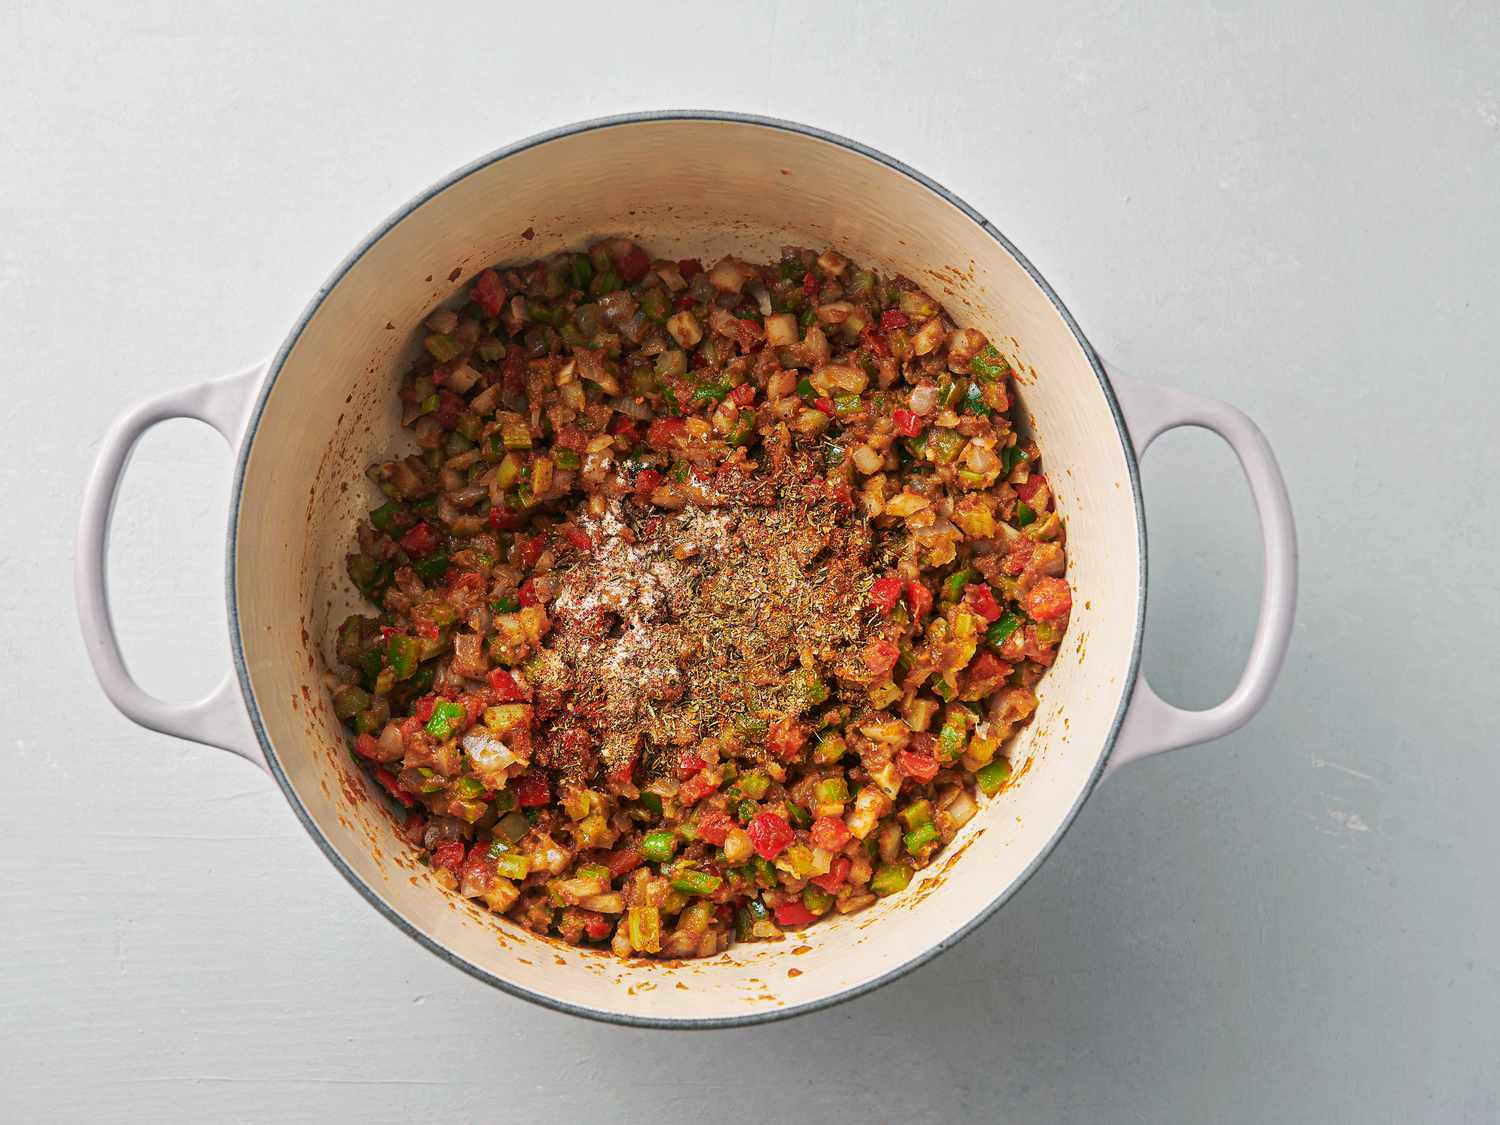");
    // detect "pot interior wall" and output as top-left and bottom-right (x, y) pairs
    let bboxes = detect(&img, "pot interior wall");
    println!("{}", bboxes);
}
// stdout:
(233, 118), (1142, 1023)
